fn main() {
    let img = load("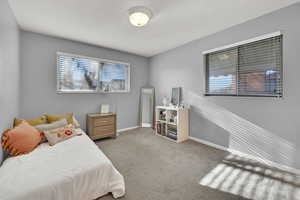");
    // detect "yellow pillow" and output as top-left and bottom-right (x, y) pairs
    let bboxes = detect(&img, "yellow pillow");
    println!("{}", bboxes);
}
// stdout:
(46, 113), (74, 125)
(14, 116), (48, 127)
